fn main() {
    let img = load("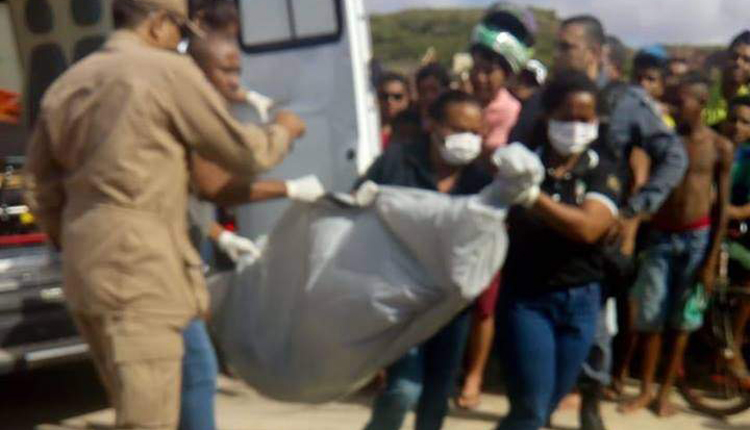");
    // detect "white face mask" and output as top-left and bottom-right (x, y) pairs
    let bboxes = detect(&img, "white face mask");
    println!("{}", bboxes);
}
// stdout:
(547, 120), (599, 156)
(438, 132), (483, 165)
